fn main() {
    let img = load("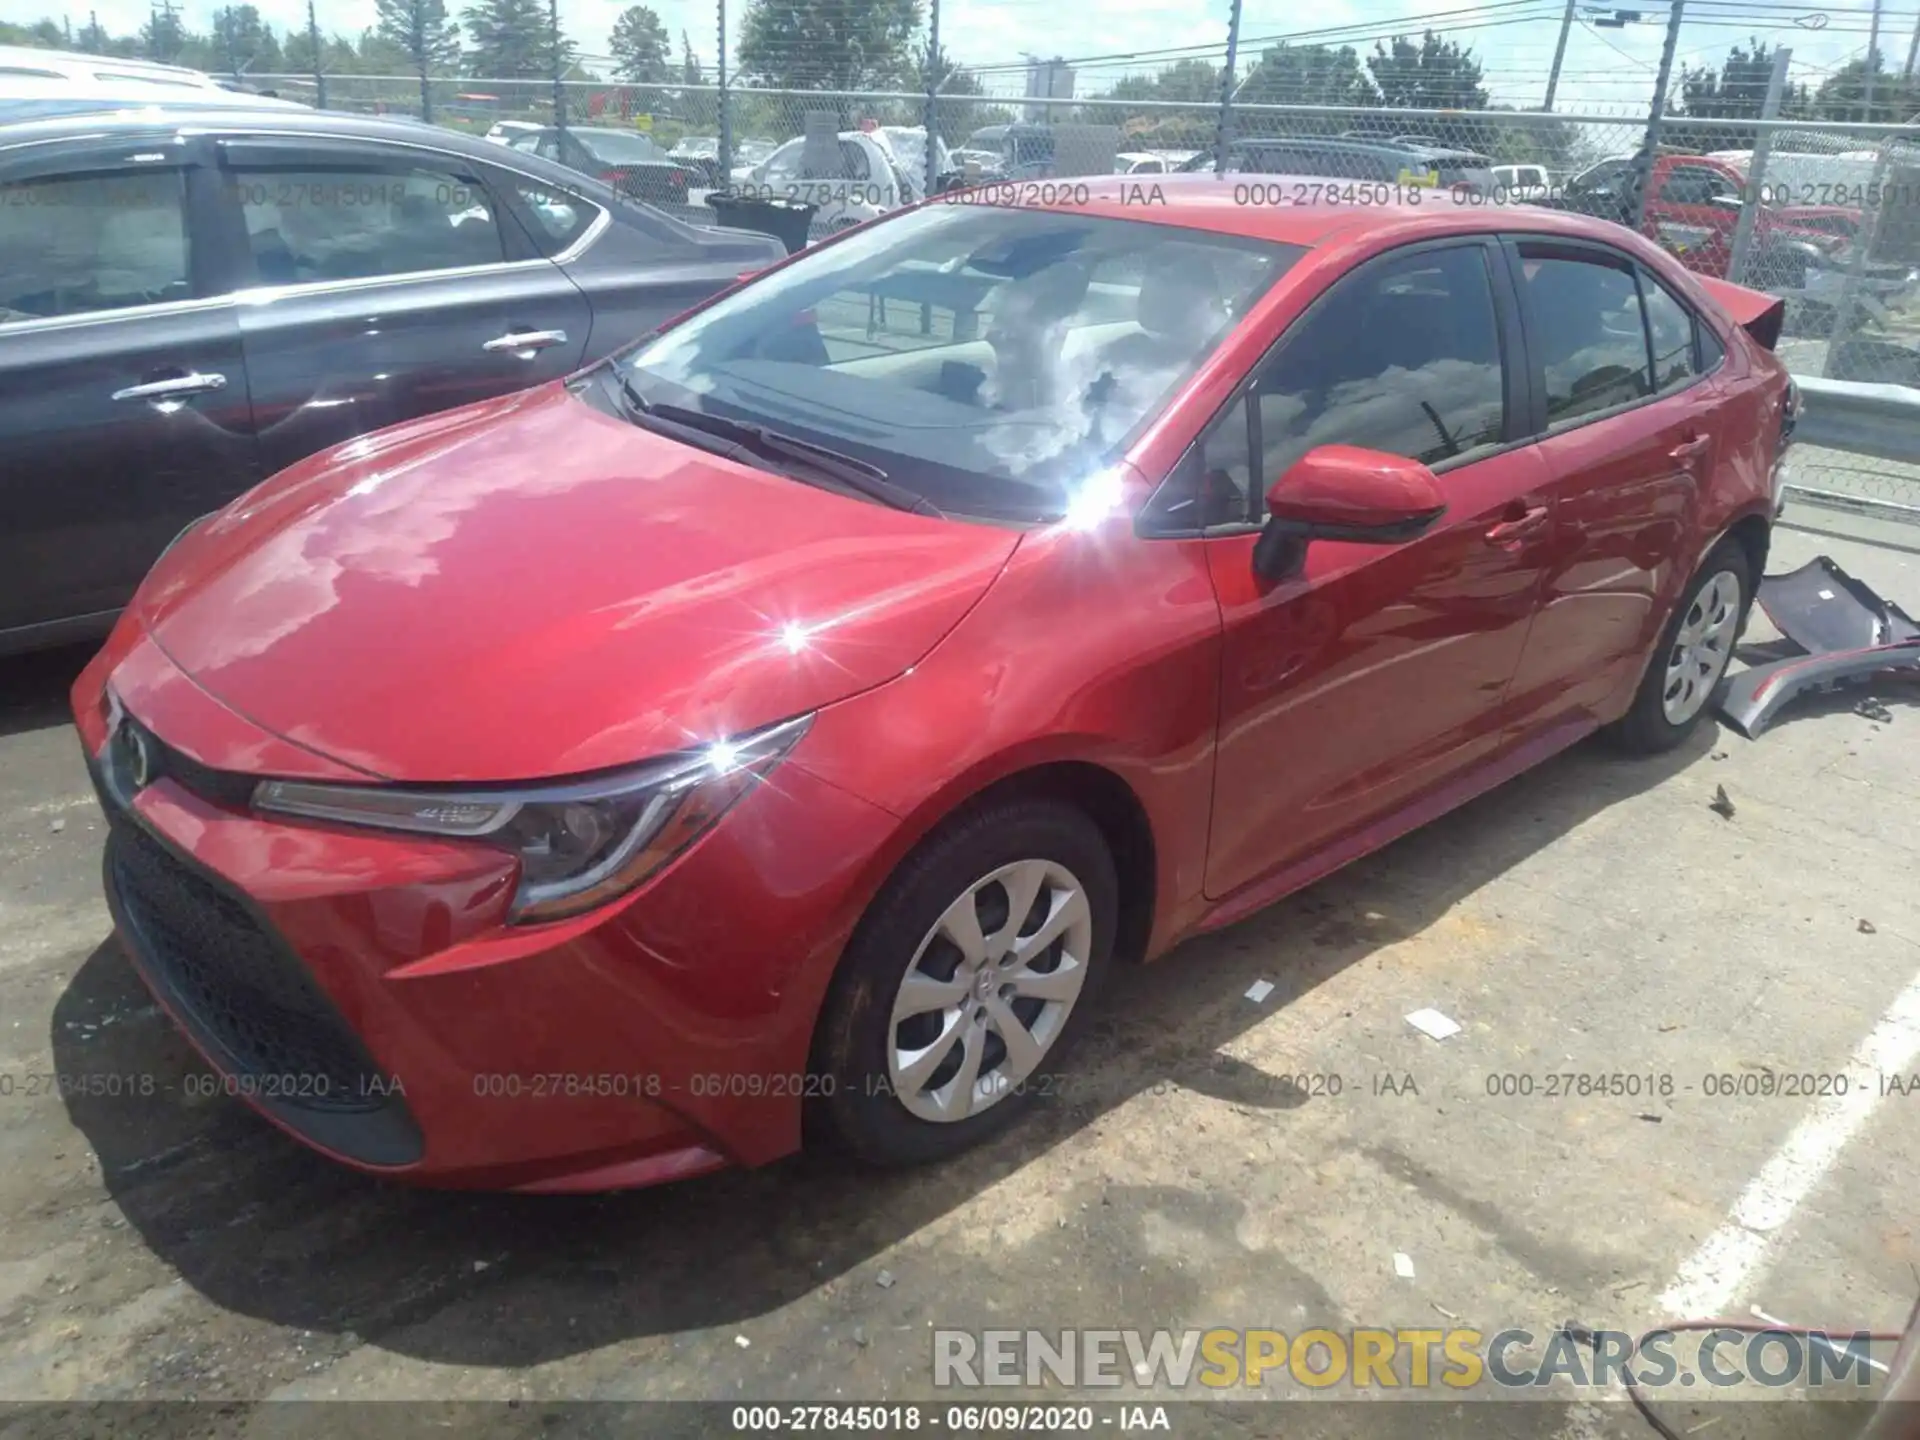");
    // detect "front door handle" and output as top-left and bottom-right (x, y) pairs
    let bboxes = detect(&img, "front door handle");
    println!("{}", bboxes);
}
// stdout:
(1486, 504), (1550, 546)
(1670, 432), (1713, 463)
(112, 372), (227, 404)
(482, 328), (568, 357)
